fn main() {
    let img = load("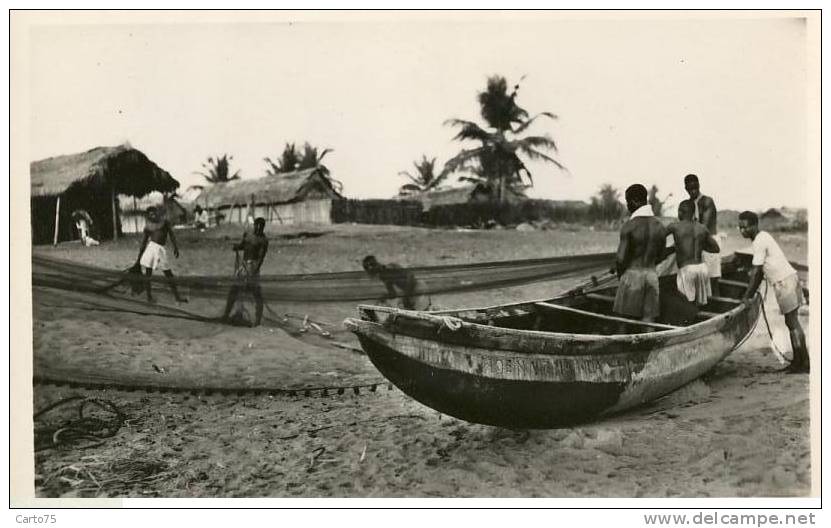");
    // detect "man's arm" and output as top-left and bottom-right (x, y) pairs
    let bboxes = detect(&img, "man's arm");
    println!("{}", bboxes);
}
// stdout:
(615, 224), (630, 278)
(743, 265), (764, 302)
(703, 228), (720, 254)
(167, 222), (180, 258)
(233, 233), (247, 252)
(660, 224), (676, 259)
(700, 197), (717, 231)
